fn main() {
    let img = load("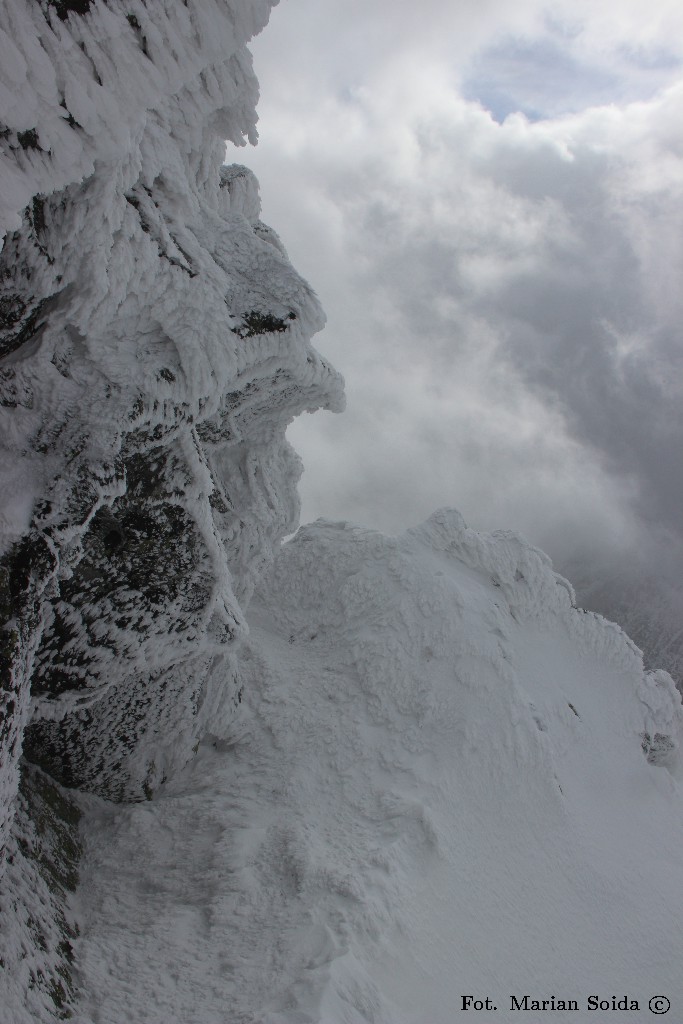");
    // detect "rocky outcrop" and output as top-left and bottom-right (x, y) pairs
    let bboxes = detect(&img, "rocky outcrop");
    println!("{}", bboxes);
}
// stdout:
(0, 0), (343, 883)
(1, 4), (343, 1018)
